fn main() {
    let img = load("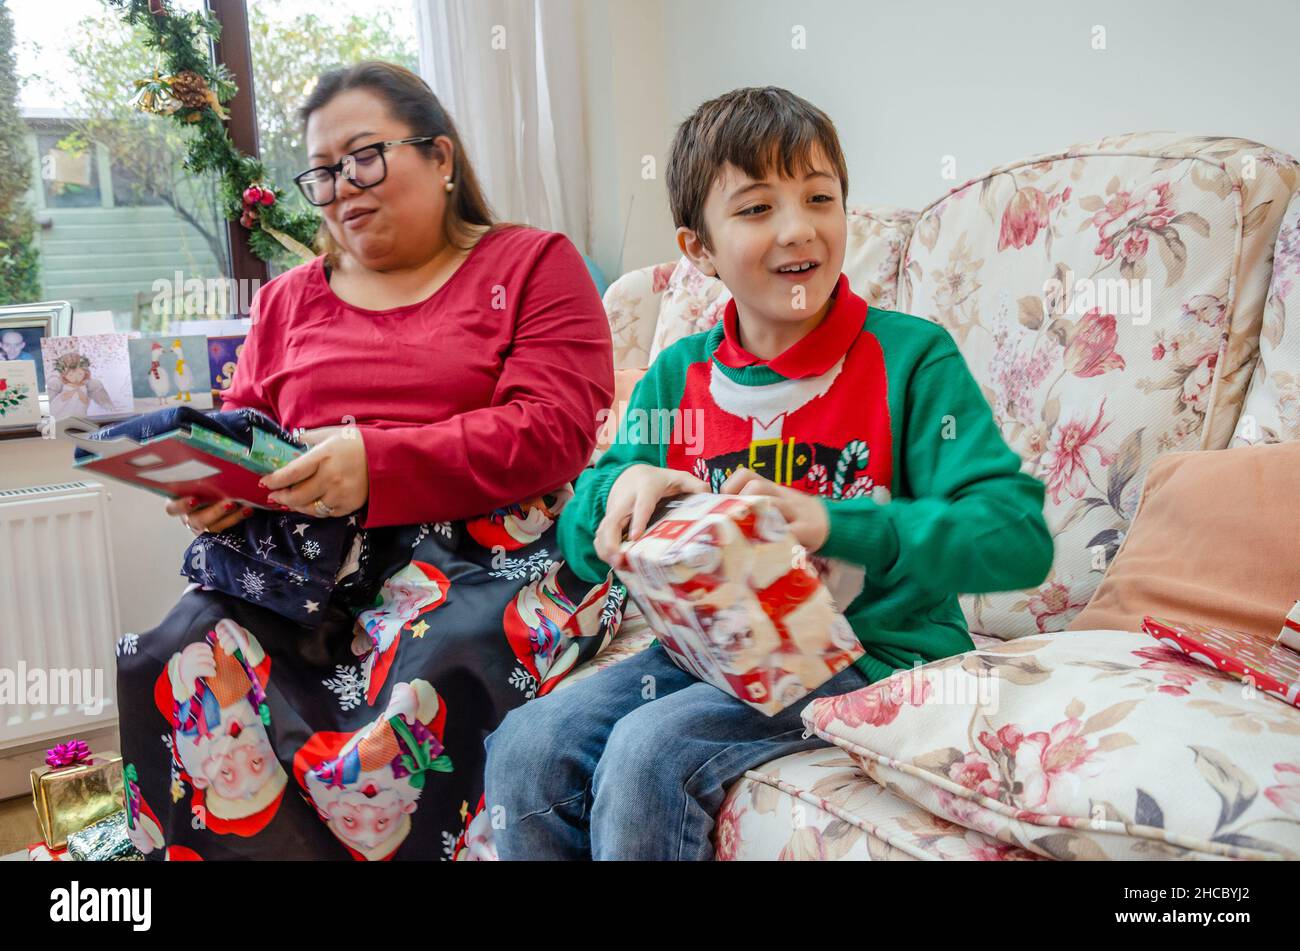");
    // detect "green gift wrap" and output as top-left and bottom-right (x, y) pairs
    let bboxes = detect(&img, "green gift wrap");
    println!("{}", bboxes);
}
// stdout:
(67, 810), (144, 861)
